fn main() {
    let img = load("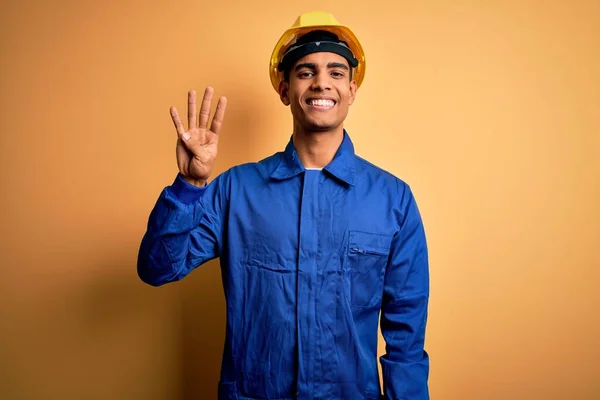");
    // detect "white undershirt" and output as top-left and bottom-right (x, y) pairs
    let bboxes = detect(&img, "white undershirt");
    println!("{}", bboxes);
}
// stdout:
(305, 167), (323, 171)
